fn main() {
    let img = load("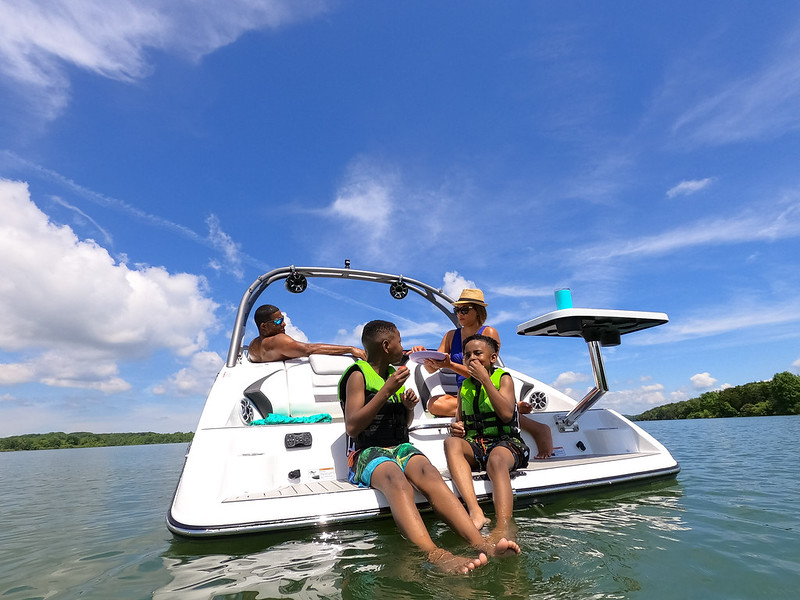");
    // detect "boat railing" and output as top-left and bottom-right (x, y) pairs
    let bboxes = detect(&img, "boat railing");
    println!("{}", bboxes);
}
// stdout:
(227, 265), (458, 368)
